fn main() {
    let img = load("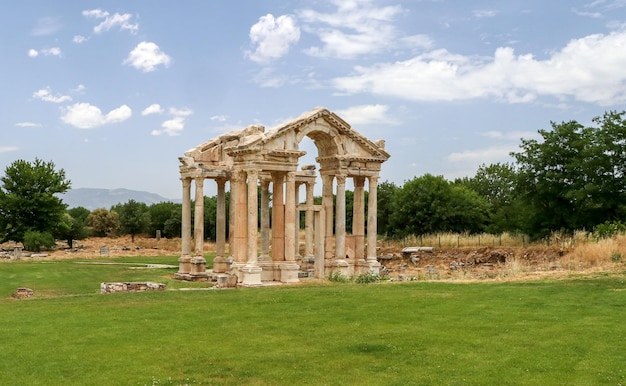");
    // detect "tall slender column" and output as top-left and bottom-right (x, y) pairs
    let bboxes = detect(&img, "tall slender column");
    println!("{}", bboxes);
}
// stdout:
(228, 179), (235, 259)
(193, 177), (205, 257)
(322, 174), (334, 260)
(181, 178), (192, 257)
(335, 174), (346, 260)
(271, 173), (285, 261)
(216, 178), (226, 259)
(246, 170), (259, 264)
(190, 176), (207, 277)
(367, 175), (379, 261)
(177, 177), (192, 275)
(353, 176), (366, 260)
(304, 181), (315, 258)
(285, 171), (296, 261)
(260, 179), (270, 260)
(294, 181), (301, 258)
(213, 178), (228, 273)
(234, 170), (248, 263)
